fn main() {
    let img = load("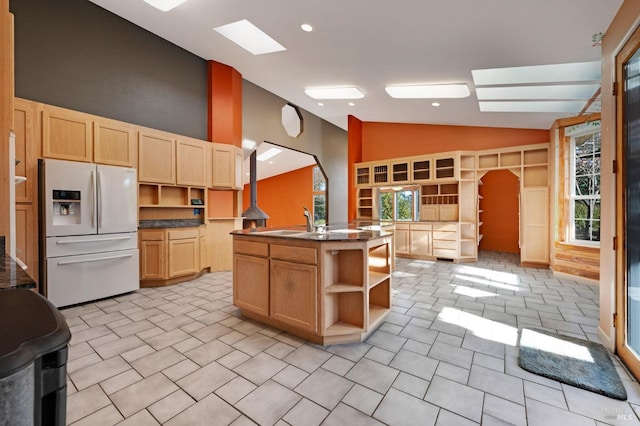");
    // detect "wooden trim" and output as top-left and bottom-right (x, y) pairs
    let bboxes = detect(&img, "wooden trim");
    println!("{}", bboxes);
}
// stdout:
(552, 242), (600, 280)
(554, 113), (601, 129)
(616, 24), (640, 381)
(579, 88), (602, 116)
